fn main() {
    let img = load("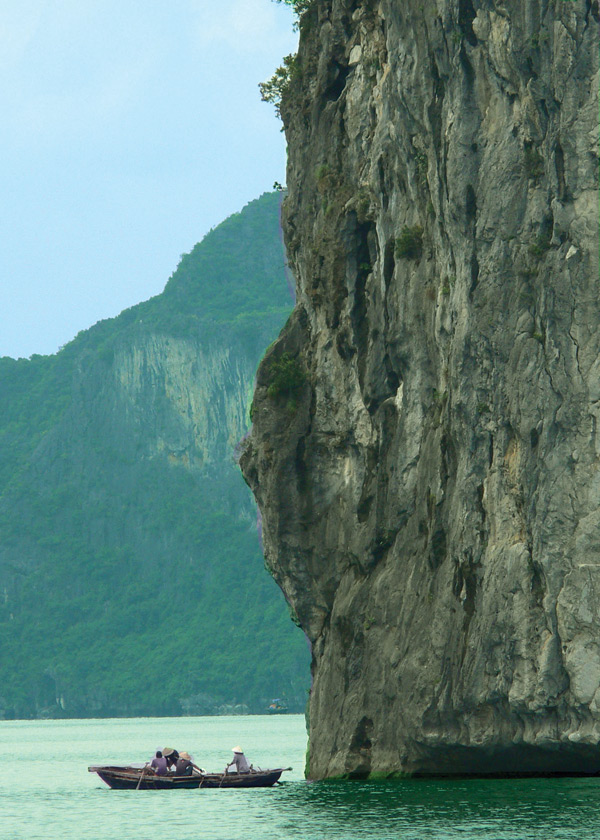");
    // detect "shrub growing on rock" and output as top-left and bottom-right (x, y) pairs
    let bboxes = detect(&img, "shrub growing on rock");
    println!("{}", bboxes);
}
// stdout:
(267, 352), (305, 400)
(395, 225), (424, 260)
